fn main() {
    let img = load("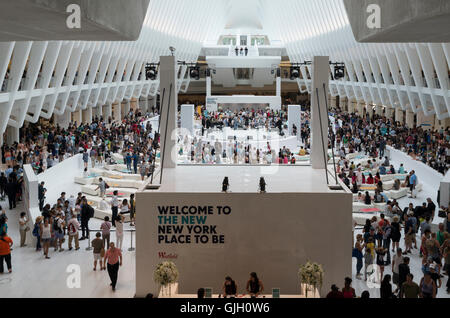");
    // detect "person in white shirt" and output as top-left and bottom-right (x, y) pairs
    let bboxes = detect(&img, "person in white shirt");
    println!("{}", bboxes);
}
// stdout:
(67, 214), (80, 251)
(115, 214), (124, 250)
(110, 191), (119, 227)
(19, 212), (29, 247)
